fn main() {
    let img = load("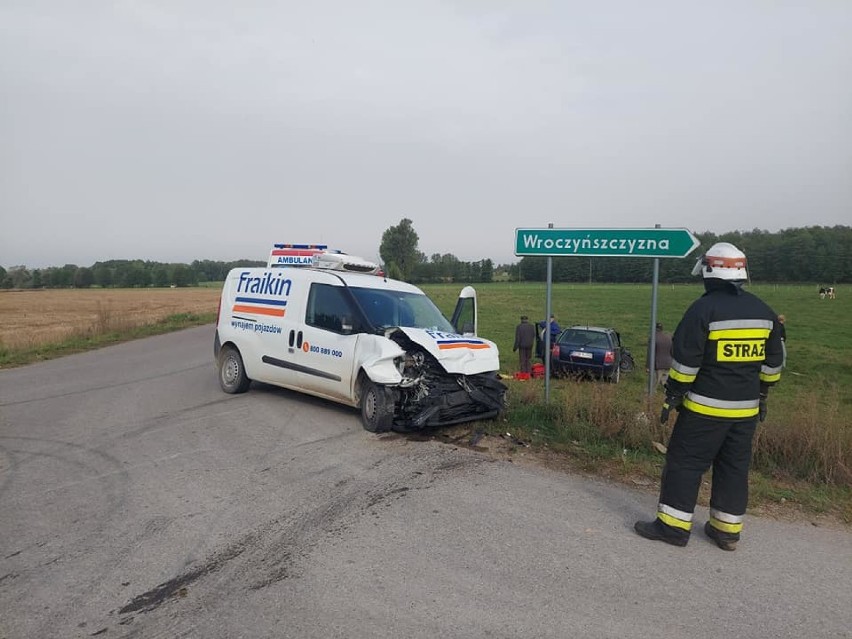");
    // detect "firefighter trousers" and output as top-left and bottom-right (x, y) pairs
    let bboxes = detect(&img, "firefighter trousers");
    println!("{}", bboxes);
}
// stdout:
(657, 409), (757, 539)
